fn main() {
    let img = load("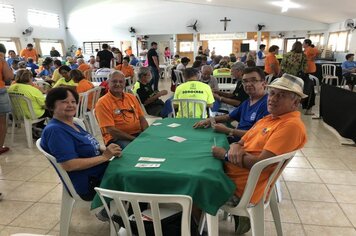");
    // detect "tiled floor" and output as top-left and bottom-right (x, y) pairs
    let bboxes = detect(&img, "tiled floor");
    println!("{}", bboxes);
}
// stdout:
(1, 78), (356, 236)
